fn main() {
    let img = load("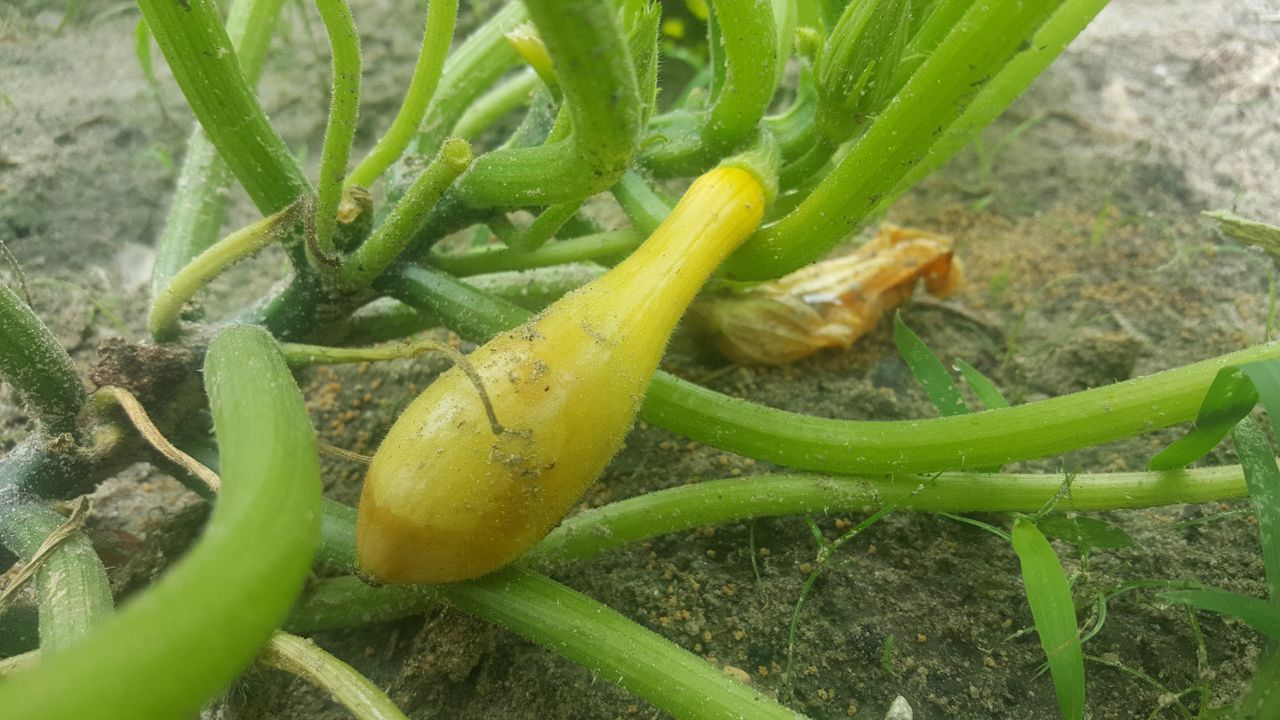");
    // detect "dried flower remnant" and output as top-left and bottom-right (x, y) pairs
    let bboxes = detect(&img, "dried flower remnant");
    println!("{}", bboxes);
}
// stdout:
(695, 224), (963, 365)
